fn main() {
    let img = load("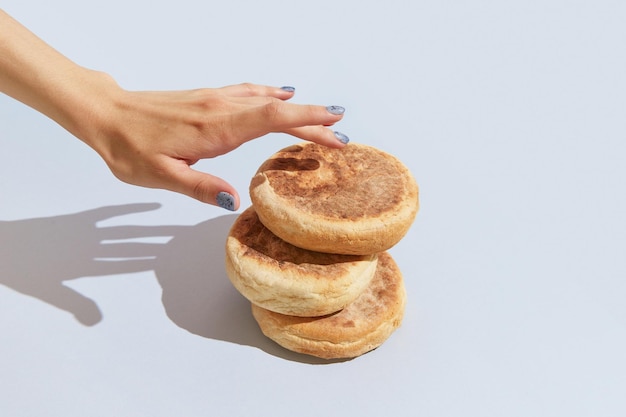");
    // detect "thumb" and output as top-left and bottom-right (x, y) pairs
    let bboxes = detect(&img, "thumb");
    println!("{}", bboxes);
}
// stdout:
(167, 167), (240, 211)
